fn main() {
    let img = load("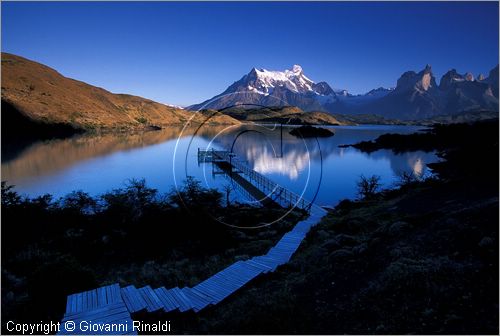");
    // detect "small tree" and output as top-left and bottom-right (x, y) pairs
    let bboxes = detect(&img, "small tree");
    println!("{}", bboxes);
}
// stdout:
(223, 183), (232, 207)
(1, 182), (21, 207)
(395, 171), (419, 189)
(62, 190), (97, 215)
(357, 174), (381, 199)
